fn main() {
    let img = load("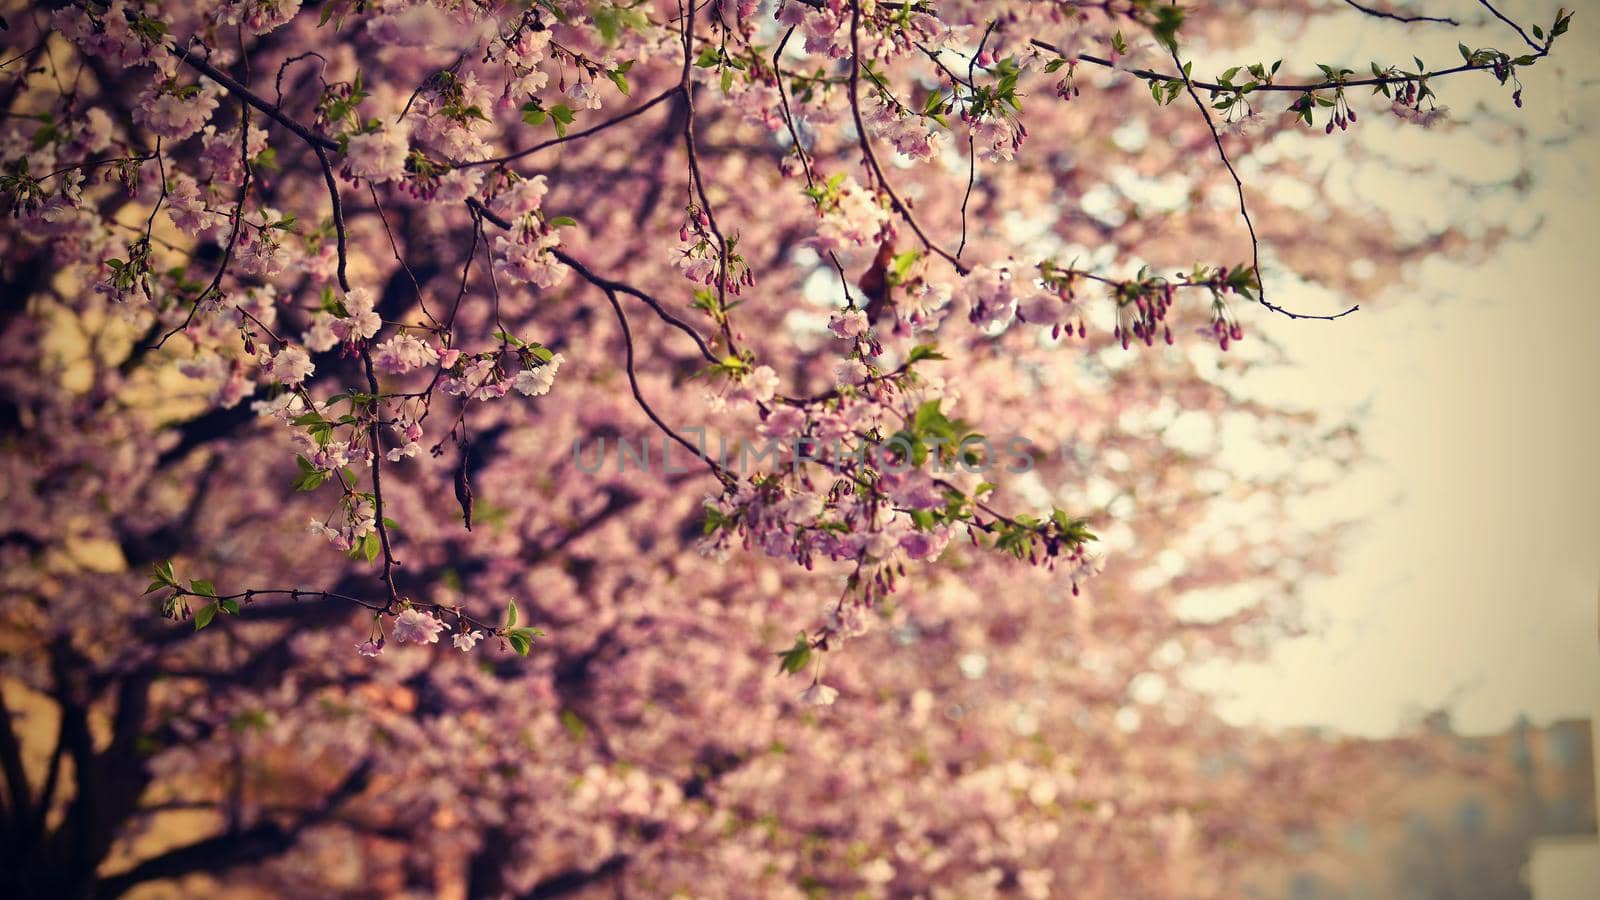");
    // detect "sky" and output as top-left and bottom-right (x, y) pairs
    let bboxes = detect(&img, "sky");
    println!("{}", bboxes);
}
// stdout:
(1182, 1), (1600, 737)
